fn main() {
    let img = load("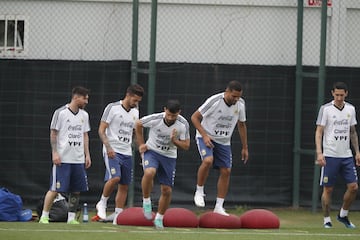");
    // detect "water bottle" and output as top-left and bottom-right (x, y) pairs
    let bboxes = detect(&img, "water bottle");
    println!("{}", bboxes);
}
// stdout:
(83, 203), (88, 223)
